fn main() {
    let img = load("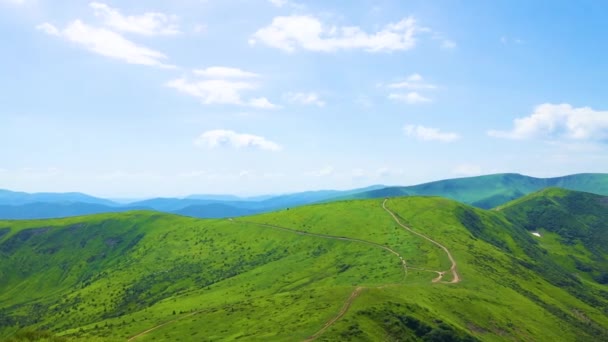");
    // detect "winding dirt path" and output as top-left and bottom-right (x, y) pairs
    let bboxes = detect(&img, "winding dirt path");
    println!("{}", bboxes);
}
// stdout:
(303, 287), (364, 342)
(127, 310), (203, 341)
(128, 218), (407, 341)
(238, 220), (409, 279)
(129, 200), (461, 341)
(382, 199), (461, 284)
